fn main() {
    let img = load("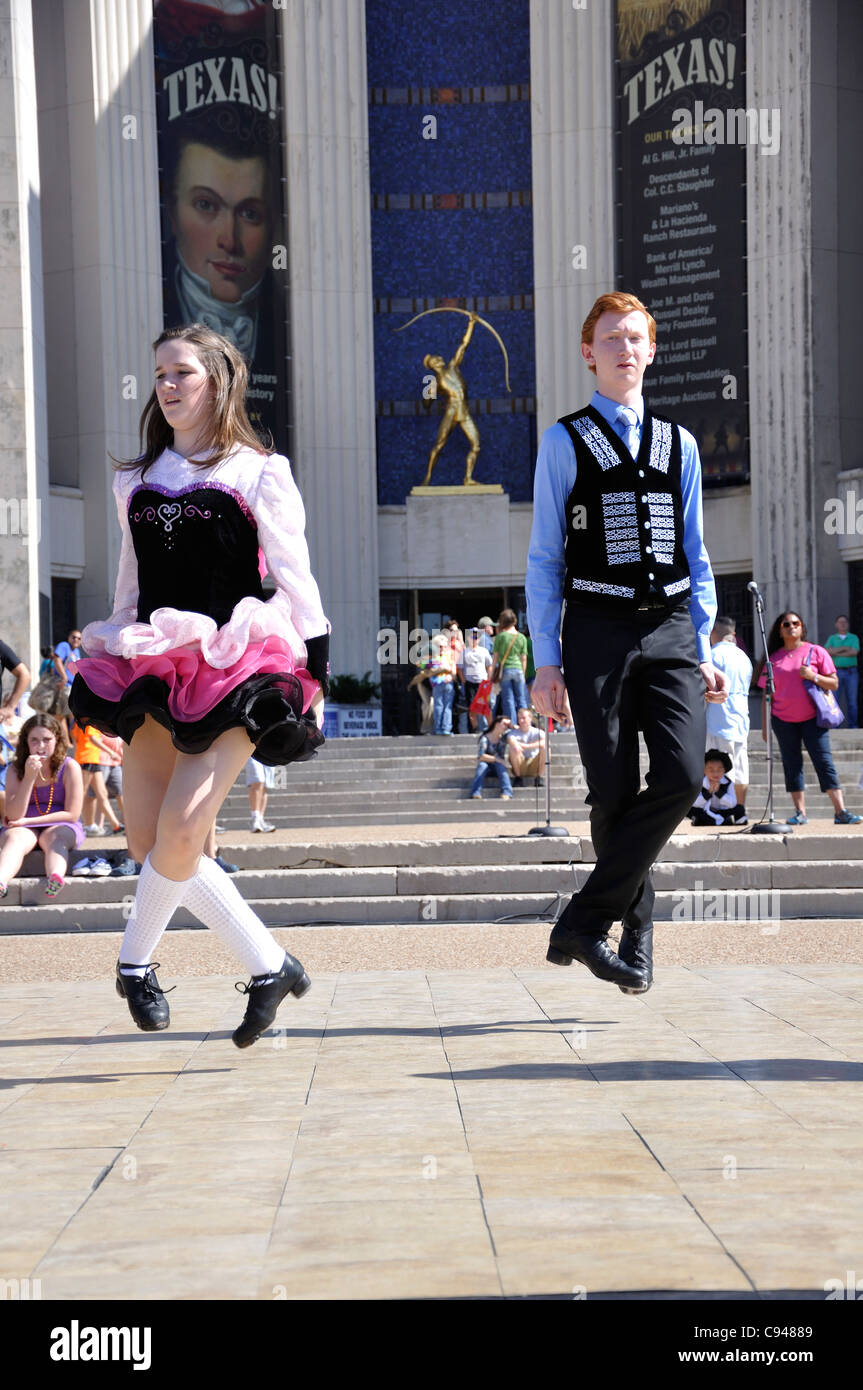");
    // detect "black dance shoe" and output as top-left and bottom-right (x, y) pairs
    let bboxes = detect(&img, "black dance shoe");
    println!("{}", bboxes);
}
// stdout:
(546, 926), (648, 988)
(617, 923), (654, 995)
(115, 962), (171, 1031)
(232, 952), (311, 1049)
